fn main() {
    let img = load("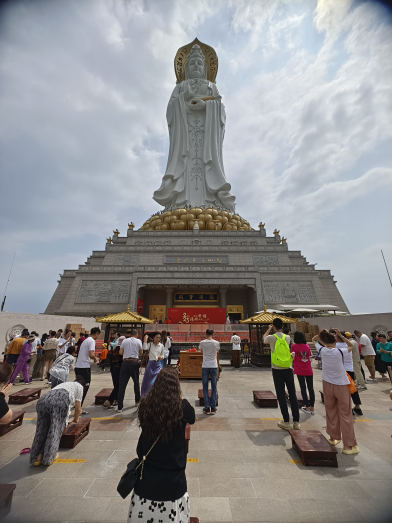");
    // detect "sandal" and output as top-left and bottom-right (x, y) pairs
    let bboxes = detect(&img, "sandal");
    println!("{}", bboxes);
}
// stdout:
(81, 410), (89, 415)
